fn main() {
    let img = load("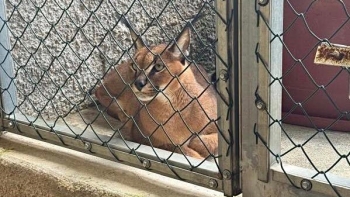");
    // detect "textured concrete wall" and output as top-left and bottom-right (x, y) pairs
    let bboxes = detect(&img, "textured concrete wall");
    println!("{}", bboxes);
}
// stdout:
(4, 0), (216, 119)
